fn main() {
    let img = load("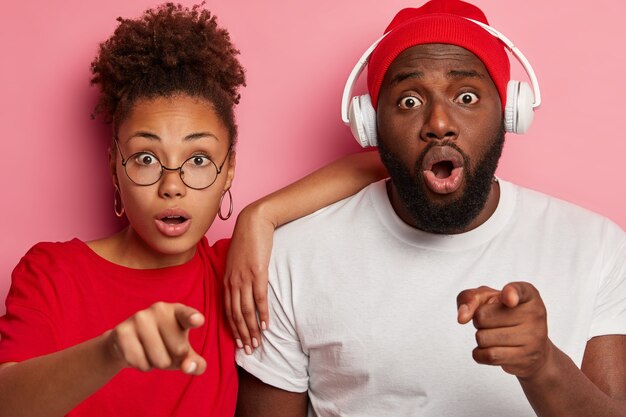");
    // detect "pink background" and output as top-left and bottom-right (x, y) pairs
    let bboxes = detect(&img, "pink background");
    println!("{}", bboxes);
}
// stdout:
(1, 0), (625, 314)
